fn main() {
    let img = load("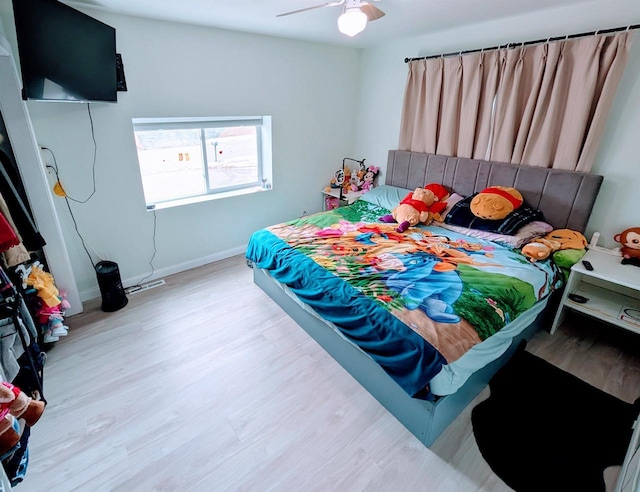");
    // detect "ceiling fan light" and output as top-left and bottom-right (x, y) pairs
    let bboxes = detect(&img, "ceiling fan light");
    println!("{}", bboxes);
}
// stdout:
(338, 7), (367, 37)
